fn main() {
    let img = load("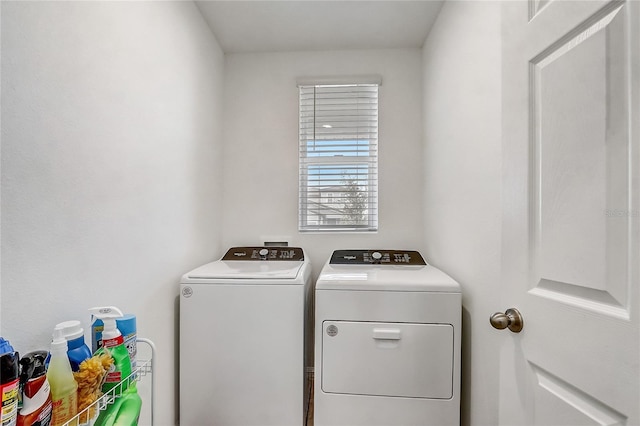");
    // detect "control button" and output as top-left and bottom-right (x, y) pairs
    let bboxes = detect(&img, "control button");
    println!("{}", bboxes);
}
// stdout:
(372, 251), (382, 260)
(259, 248), (269, 258)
